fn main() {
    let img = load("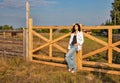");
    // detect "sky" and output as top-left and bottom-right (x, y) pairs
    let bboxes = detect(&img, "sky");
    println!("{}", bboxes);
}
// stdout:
(0, 0), (114, 28)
